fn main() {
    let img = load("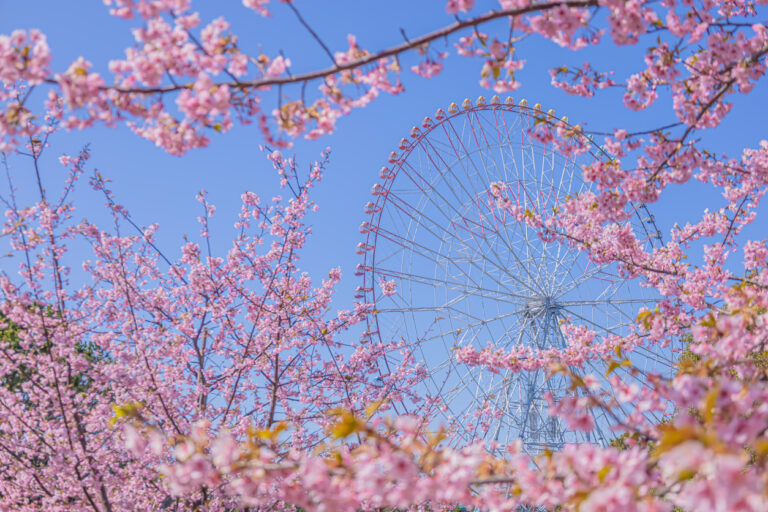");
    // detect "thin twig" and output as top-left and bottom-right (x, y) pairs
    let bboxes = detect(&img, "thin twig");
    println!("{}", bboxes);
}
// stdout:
(285, 1), (337, 66)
